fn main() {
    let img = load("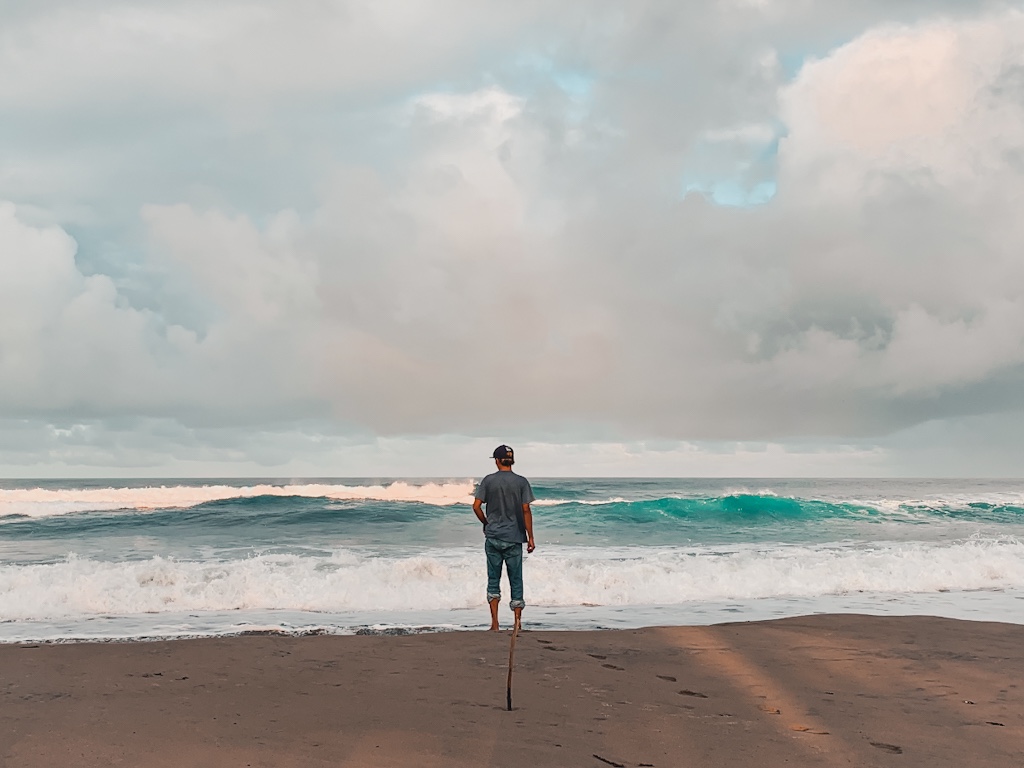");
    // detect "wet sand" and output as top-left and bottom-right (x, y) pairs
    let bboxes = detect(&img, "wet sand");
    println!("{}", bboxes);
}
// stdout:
(0, 614), (1021, 767)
